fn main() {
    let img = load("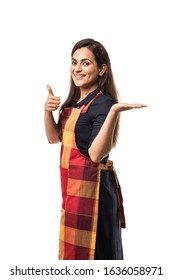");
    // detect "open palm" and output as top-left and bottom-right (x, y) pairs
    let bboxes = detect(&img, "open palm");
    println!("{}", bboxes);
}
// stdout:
(112, 103), (147, 113)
